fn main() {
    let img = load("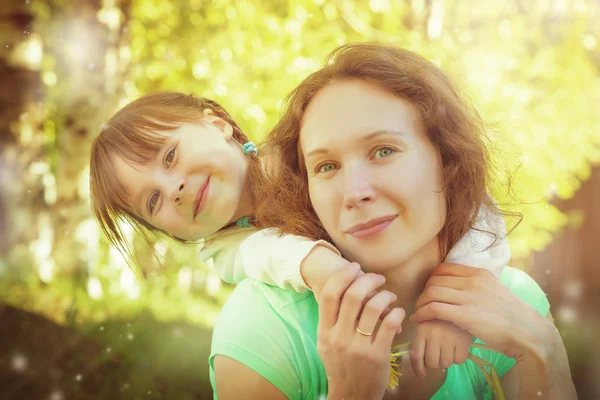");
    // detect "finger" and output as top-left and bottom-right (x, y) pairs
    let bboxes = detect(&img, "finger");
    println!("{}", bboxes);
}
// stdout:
(373, 307), (405, 350)
(415, 286), (466, 310)
(337, 273), (386, 330)
(365, 289), (393, 319)
(431, 263), (492, 278)
(410, 334), (427, 378)
(356, 290), (397, 340)
(424, 338), (441, 370)
(410, 303), (468, 331)
(318, 263), (361, 329)
(425, 275), (470, 290)
(440, 342), (455, 369)
(454, 340), (470, 365)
